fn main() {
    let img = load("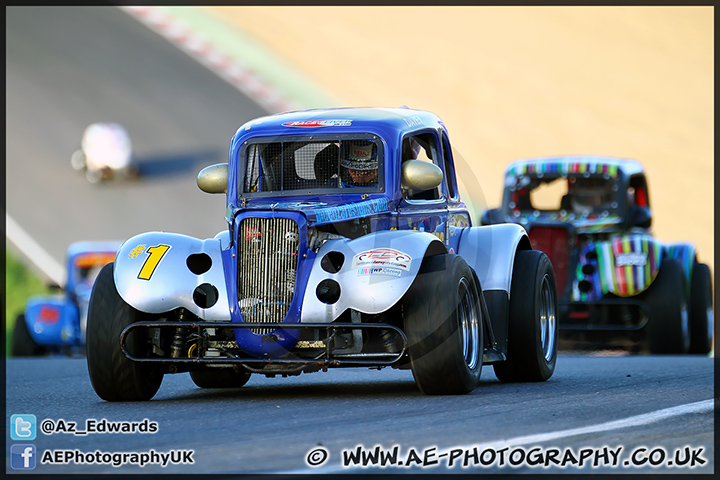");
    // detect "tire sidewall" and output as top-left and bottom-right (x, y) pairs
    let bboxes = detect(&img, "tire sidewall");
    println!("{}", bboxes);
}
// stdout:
(689, 262), (713, 354)
(495, 250), (558, 382)
(404, 254), (483, 394)
(643, 258), (689, 354)
(86, 263), (163, 401)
